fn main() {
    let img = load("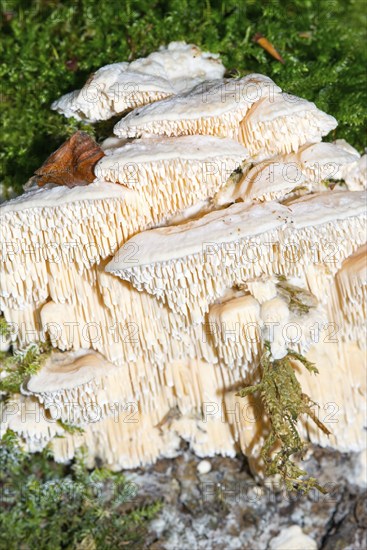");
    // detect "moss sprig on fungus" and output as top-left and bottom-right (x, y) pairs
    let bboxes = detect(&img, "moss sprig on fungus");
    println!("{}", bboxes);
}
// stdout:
(57, 419), (85, 436)
(237, 342), (331, 494)
(276, 276), (318, 315)
(0, 343), (51, 394)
